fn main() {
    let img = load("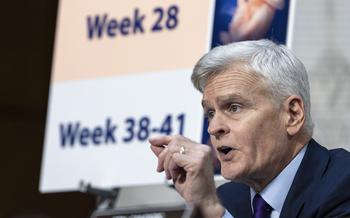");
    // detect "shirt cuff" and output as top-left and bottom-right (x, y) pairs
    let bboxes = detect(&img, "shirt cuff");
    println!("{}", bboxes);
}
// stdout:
(222, 209), (234, 218)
